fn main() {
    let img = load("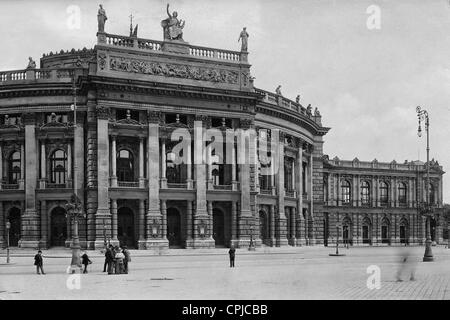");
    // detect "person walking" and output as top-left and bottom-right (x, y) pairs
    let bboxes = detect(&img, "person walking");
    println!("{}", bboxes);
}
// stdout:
(34, 250), (45, 275)
(81, 251), (92, 274)
(114, 247), (125, 274)
(228, 245), (236, 268)
(106, 245), (115, 275)
(122, 246), (131, 274)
